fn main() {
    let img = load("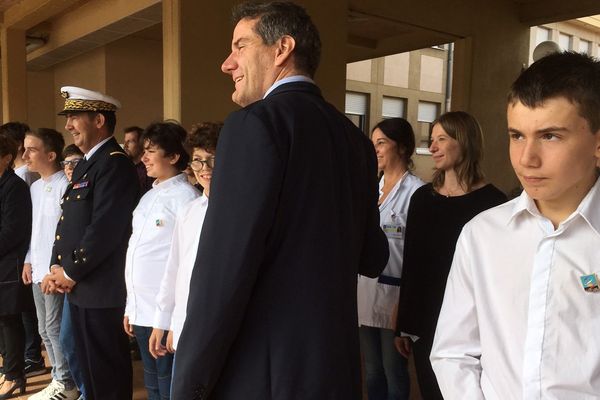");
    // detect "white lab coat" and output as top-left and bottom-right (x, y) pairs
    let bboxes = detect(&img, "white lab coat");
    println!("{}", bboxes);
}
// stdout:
(357, 172), (425, 329)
